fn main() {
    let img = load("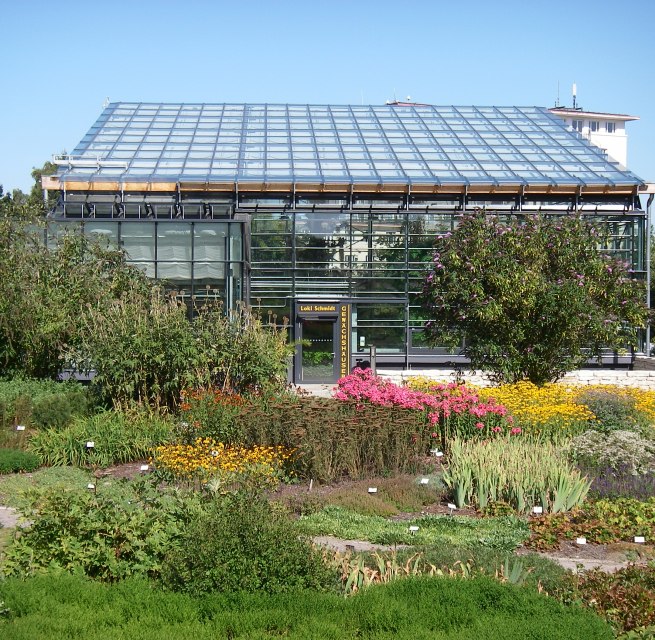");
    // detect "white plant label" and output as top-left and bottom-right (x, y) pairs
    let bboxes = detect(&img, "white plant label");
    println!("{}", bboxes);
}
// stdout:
(408, 525), (419, 532)
(634, 536), (646, 544)
(447, 503), (457, 510)
(16, 425), (26, 431)
(420, 478), (429, 485)
(367, 487), (378, 494)
(140, 465), (149, 472)
(87, 483), (95, 490)
(86, 441), (95, 448)
(576, 537), (587, 545)
(532, 506), (543, 515)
